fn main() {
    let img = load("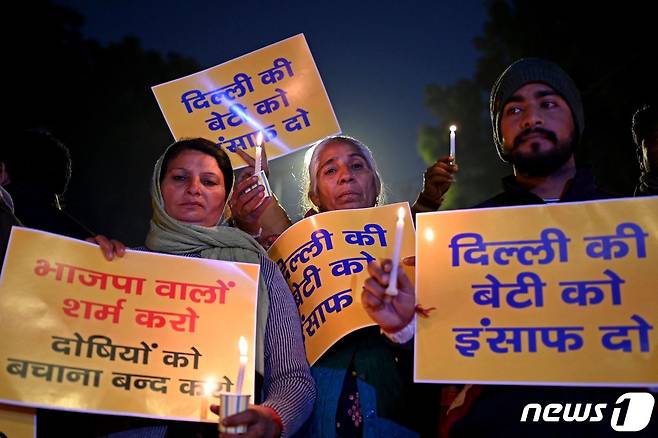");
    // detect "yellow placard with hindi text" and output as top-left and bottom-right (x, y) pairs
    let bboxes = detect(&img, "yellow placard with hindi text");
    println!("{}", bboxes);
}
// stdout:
(0, 404), (35, 438)
(268, 203), (415, 365)
(415, 197), (658, 386)
(152, 33), (340, 169)
(0, 227), (260, 422)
